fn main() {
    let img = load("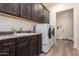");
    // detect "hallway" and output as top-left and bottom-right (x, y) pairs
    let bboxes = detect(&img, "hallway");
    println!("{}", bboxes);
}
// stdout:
(41, 39), (79, 56)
